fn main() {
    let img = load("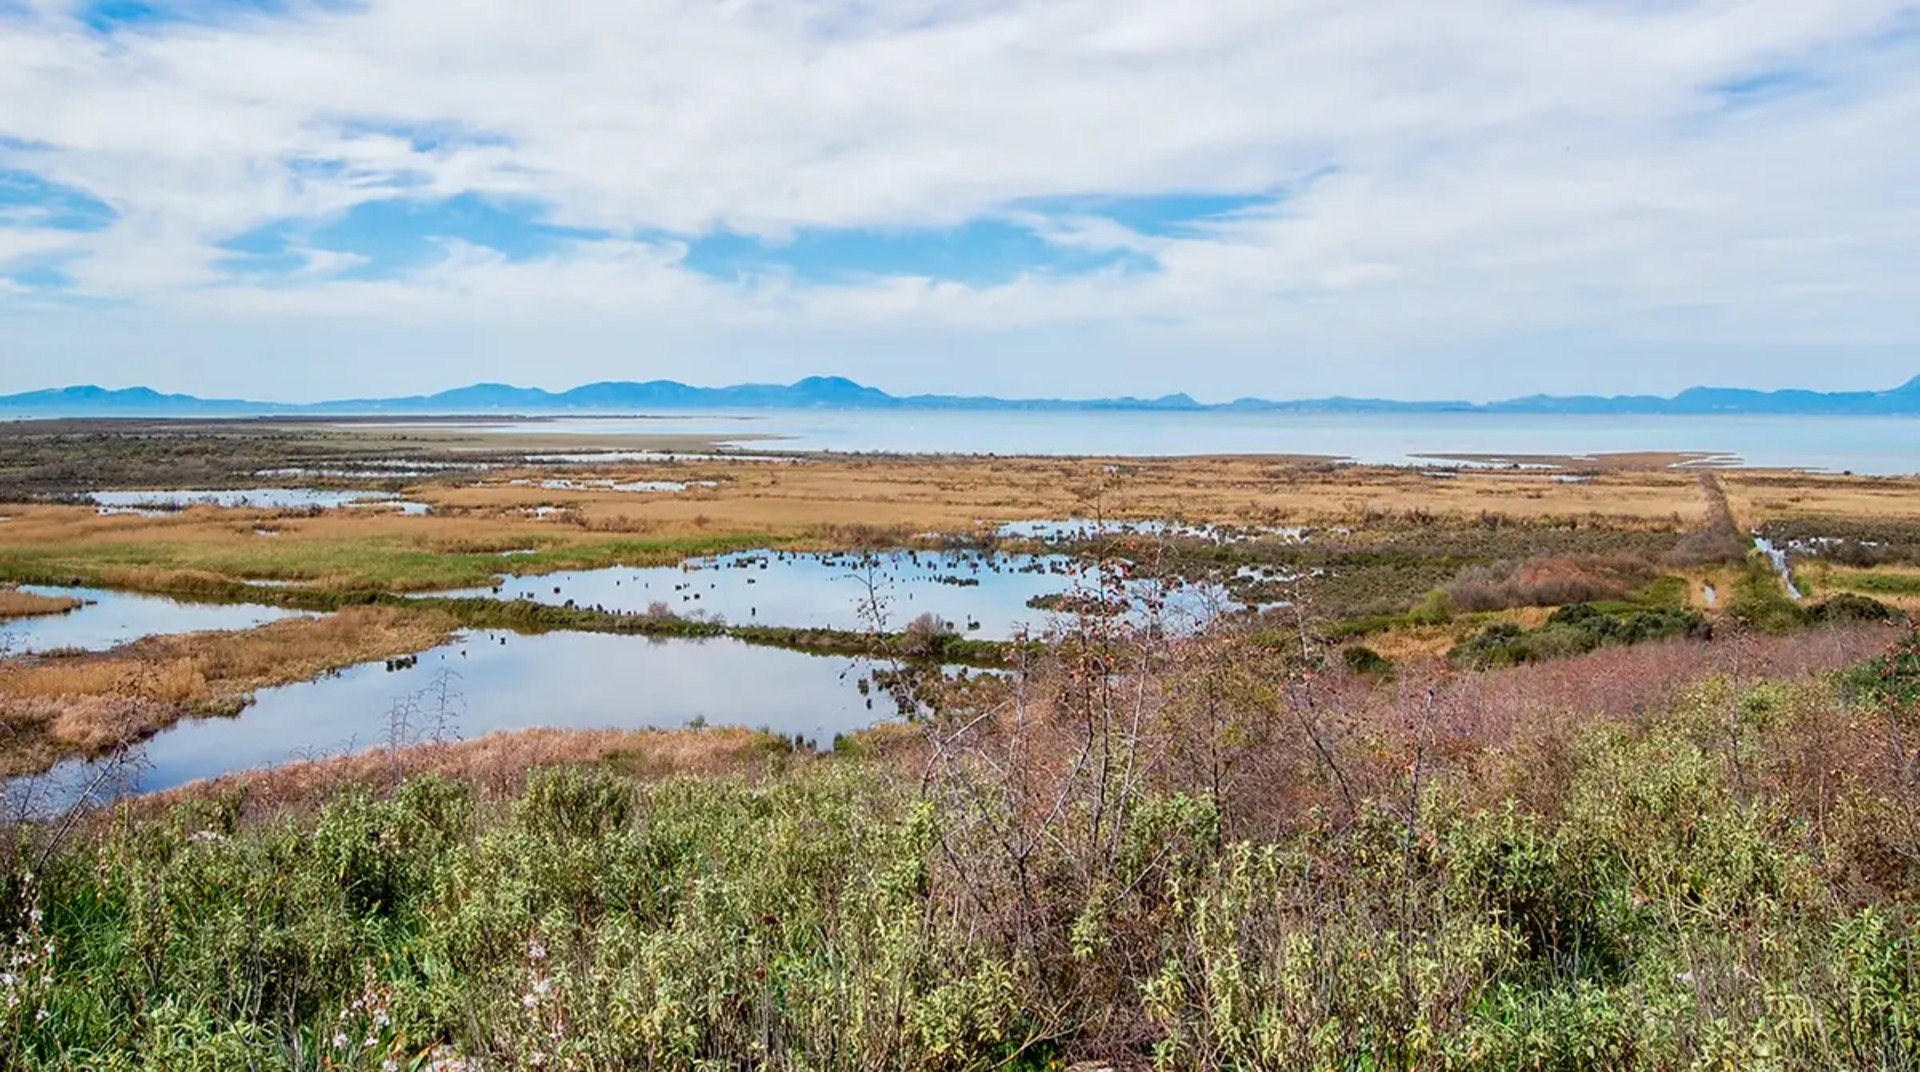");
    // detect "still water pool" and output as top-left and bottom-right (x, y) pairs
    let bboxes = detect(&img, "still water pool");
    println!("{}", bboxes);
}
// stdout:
(1, 586), (312, 654)
(10, 630), (912, 807)
(425, 550), (1236, 639)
